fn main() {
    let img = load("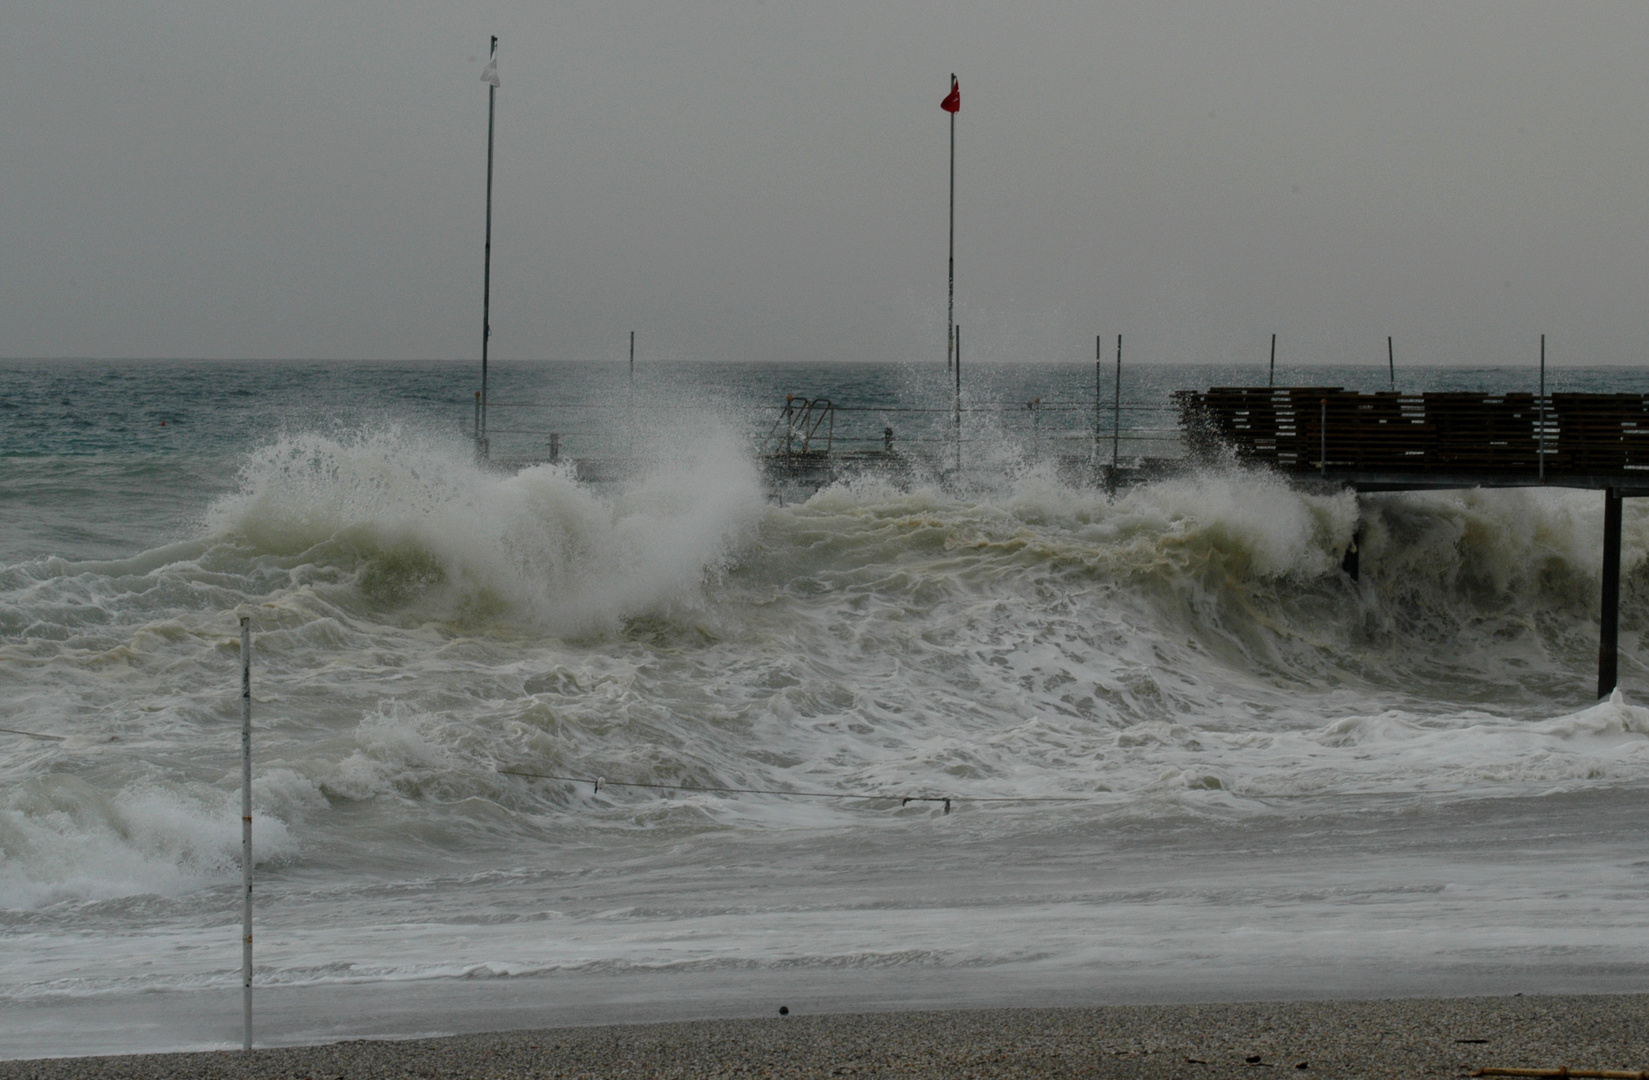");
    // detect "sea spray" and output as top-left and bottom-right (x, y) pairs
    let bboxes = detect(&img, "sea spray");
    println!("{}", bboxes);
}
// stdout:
(0, 773), (296, 909)
(204, 426), (767, 636)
